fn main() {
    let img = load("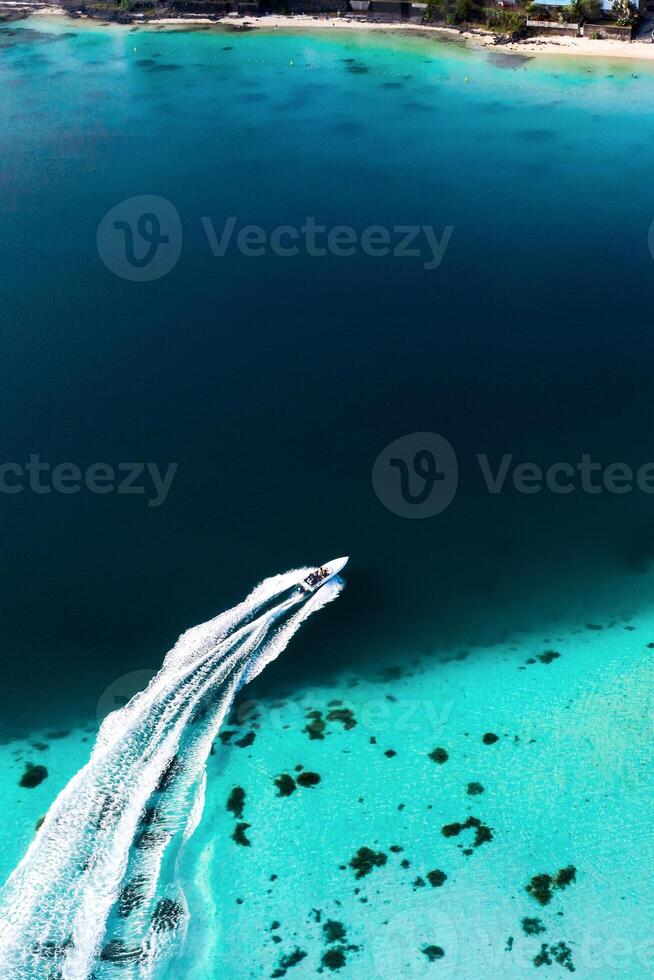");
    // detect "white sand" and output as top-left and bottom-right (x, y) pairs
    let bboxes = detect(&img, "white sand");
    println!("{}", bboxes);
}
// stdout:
(216, 16), (654, 62)
(508, 32), (654, 60)
(29, 6), (654, 63)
